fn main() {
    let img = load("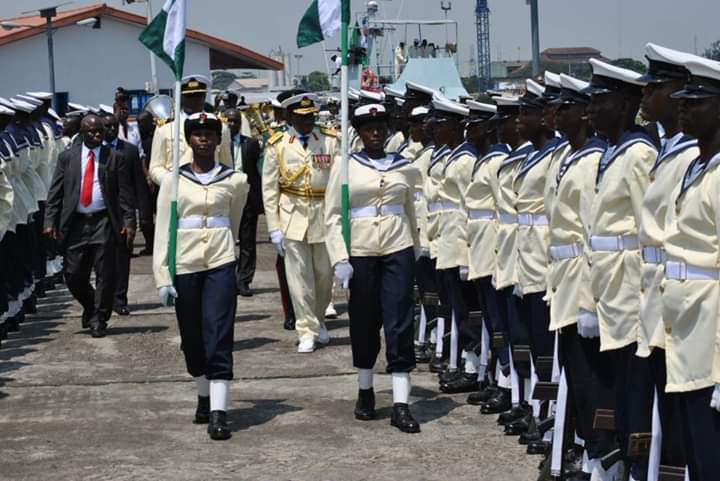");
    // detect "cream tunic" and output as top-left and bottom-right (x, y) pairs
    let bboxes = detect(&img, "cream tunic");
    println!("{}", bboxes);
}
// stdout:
(588, 129), (657, 352)
(424, 145), (451, 259)
(662, 153), (720, 392)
